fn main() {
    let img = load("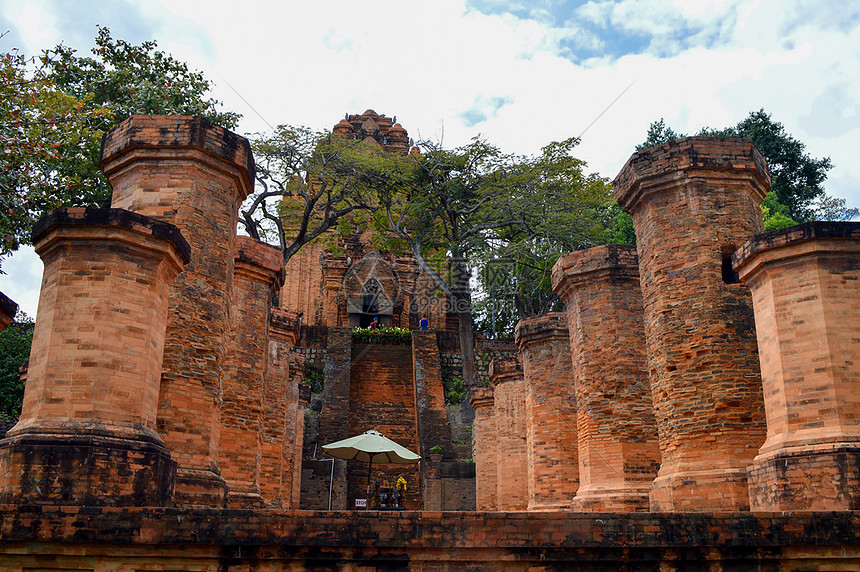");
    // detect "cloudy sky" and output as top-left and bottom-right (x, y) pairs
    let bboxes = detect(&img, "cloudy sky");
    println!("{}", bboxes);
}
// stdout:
(2, 0), (859, 316)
